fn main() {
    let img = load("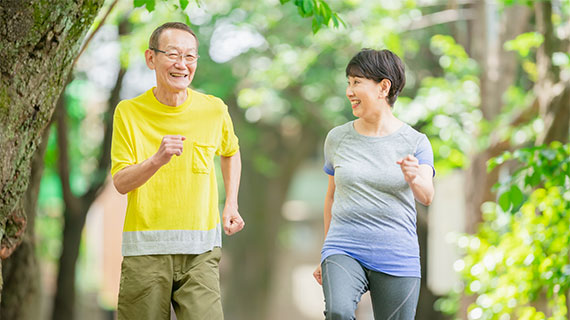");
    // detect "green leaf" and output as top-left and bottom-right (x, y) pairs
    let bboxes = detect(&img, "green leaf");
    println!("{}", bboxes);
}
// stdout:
(331, 13), (339, 28)
(487, 158), (498, 172)
(179, 0), (189, 10)
(147, 0), (156, 11)
(312, 18), (320, 34)
(319, 0), (332, 22)
(133, 0), (156, 11)
(133, 0), (146, 8)
(498, 190), (511, 212)
(281, 0), (341, 33)
(541, 149), (557, 161)
(510, 185), (524, 208)
(303, 0), (314, 15)
(334, 13), (346, 28)
(504, 32), (544, 58)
